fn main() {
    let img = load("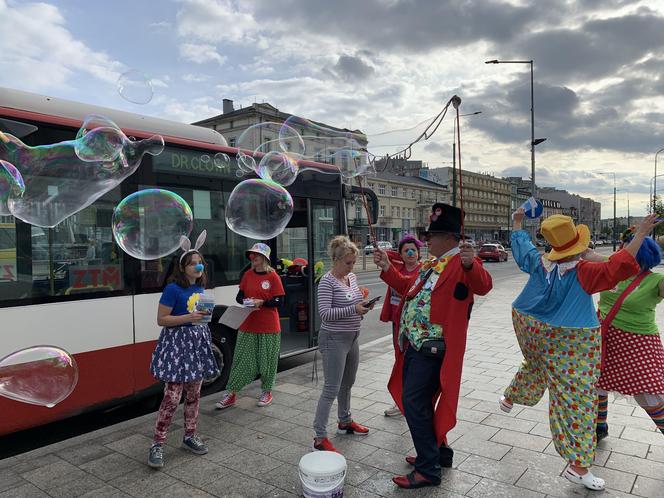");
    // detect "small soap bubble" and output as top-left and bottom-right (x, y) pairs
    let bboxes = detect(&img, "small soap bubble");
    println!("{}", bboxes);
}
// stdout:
(112, 189), (193, 260)
(237, 152), (257, 173)
(117, 69), (154, 105)
(225, 179), (294, 239)
(256, 151), (299, 186)
(200, 154), (210, 164)
(0, 346), (78, 407)
(0, 159), (25, 215)
(213, 152), (230, 169)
